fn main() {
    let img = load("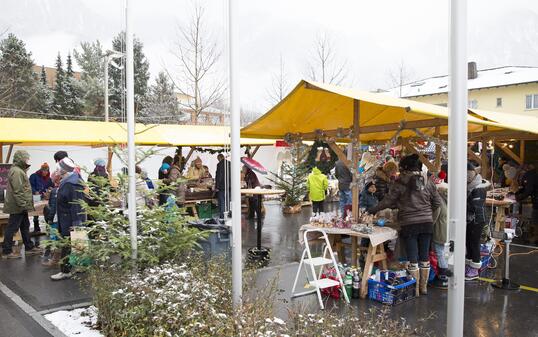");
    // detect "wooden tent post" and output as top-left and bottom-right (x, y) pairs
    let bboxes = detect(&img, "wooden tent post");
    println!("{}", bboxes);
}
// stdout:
(520, 140), (525, 163)
(351, 99), (360, 221)
(0, 143), (3, 163)
(5, 145), (13, 163)
(250, 145), (261, 158)
(107, 146), (113, 180)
